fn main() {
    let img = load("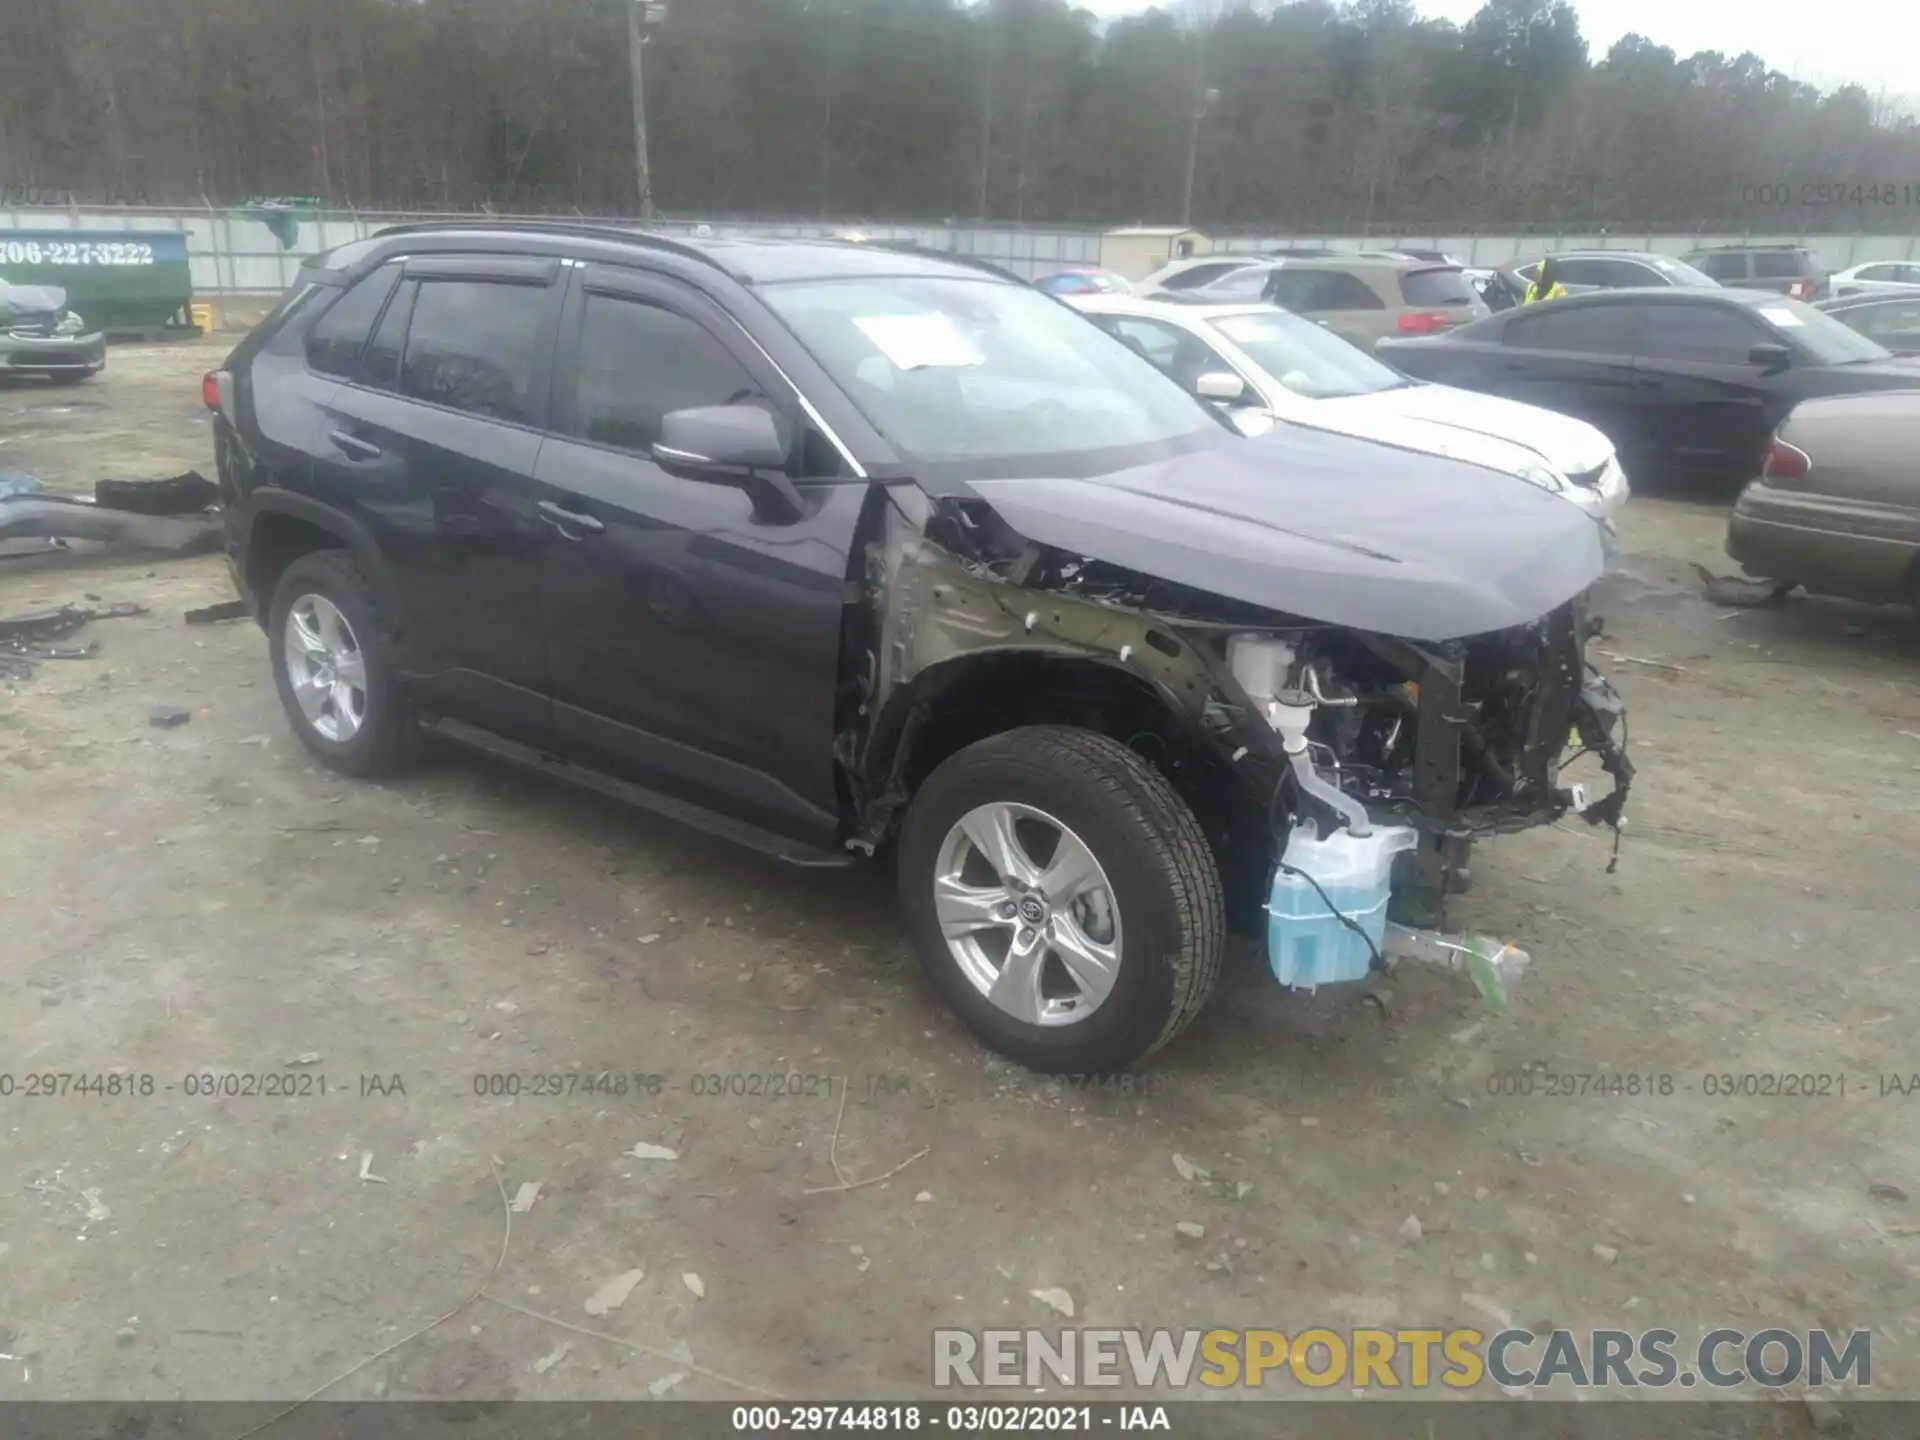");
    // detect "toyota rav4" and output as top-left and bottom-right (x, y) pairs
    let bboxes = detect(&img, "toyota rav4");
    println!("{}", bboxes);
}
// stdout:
(209, 223), (1631, 1073)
